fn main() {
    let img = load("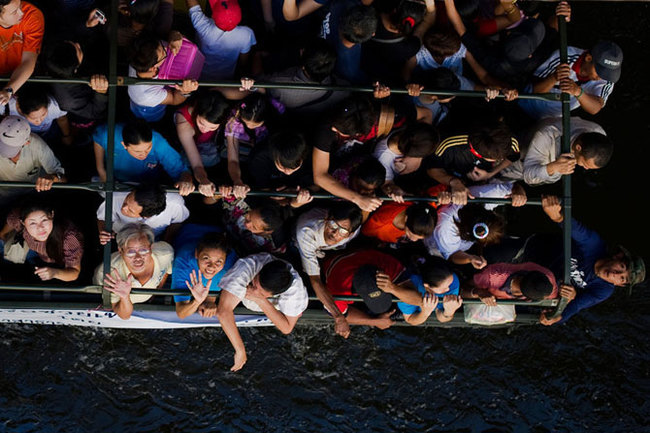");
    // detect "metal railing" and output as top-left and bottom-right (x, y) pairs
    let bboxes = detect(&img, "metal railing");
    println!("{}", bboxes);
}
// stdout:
(0, 0), (574, 322)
